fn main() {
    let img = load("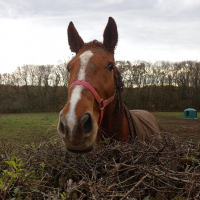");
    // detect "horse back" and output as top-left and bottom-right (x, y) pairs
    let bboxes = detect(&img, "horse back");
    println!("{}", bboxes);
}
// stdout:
(129, 110), (161, 141)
